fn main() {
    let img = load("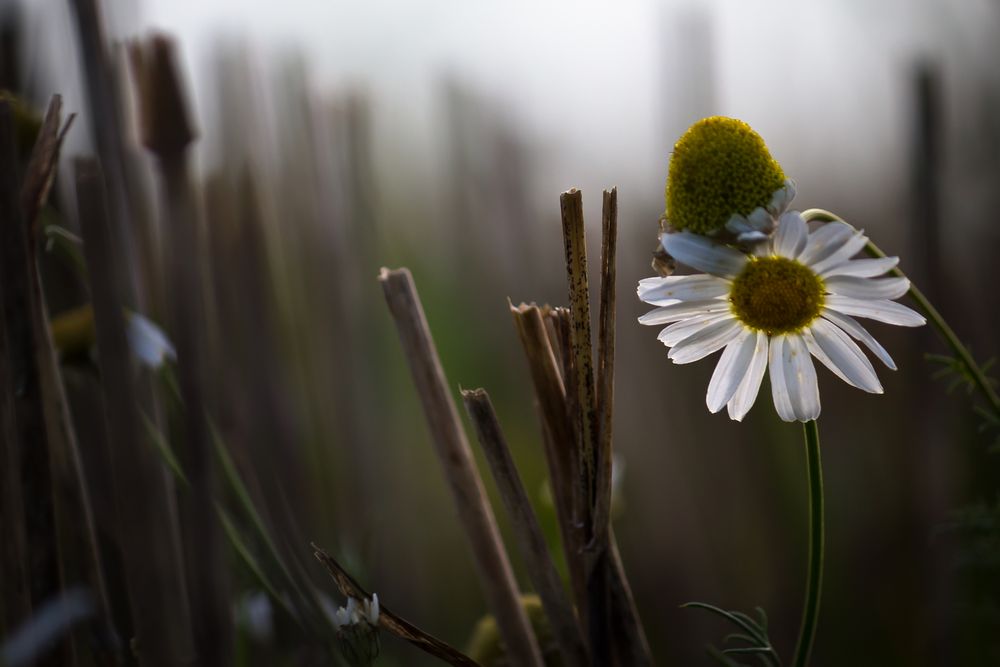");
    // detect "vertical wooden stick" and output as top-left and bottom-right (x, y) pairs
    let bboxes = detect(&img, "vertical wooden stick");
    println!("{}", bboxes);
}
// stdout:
(379, 267), (544, 667)
(462, 388), (590, 667)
